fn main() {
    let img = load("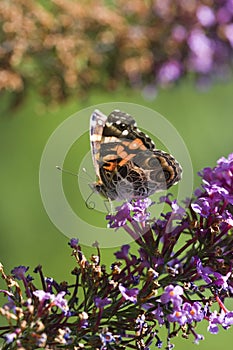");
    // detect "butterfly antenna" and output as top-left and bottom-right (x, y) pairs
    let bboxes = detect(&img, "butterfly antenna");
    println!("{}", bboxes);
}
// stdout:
(85, 188), (96, 210)
(56, 166), (78, 177)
